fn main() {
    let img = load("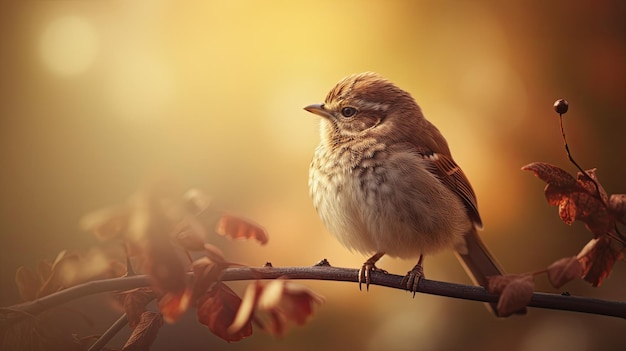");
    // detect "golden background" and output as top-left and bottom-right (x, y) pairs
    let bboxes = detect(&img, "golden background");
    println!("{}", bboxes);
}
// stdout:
(1, 1), (625, 350)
